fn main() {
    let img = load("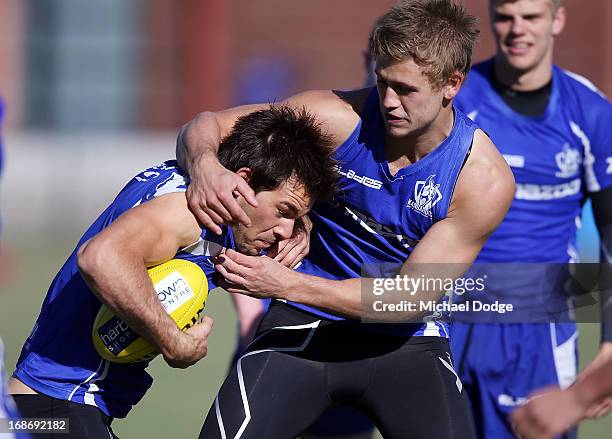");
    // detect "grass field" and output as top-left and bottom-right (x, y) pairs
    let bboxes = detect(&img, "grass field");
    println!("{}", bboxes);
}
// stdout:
(1, 228), (610, 438)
